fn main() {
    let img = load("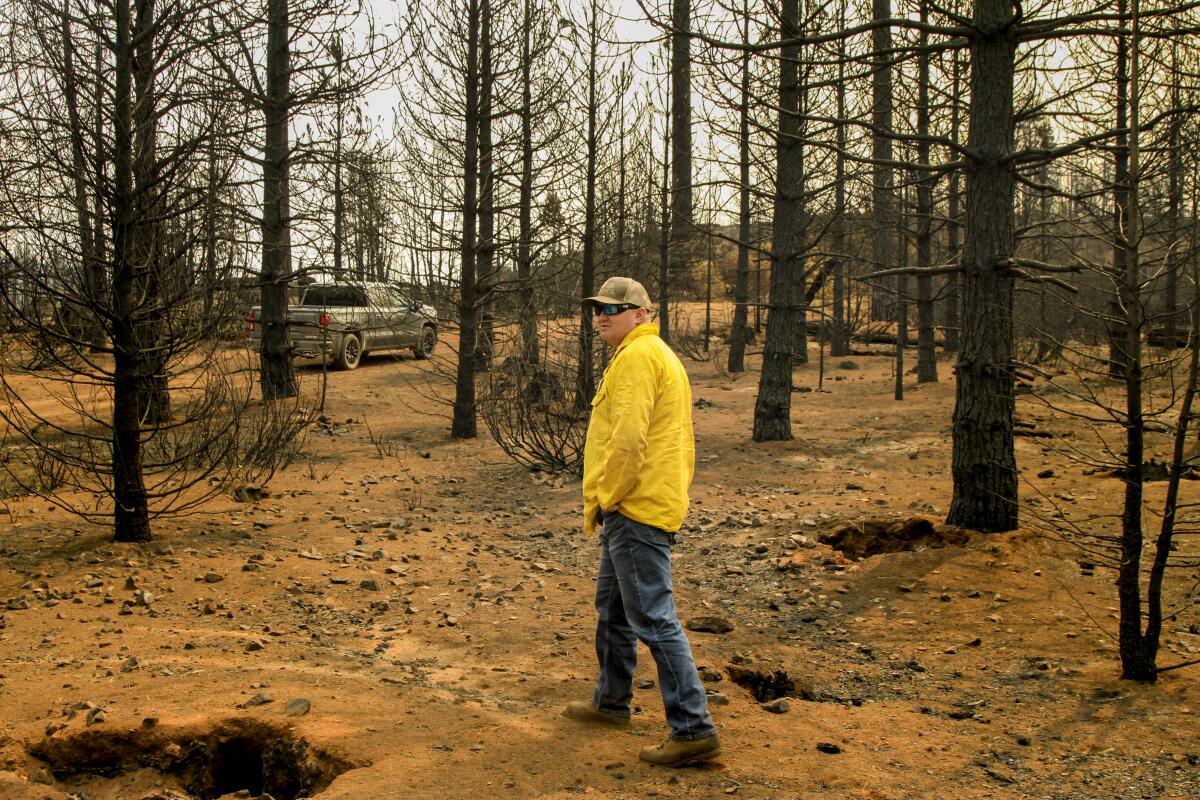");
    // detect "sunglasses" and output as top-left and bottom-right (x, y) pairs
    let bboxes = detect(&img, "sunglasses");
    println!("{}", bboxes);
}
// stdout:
(593, 303), (638, 317)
